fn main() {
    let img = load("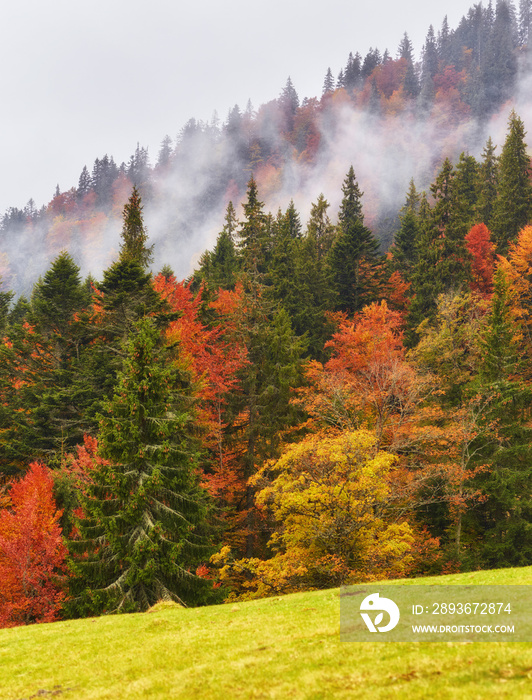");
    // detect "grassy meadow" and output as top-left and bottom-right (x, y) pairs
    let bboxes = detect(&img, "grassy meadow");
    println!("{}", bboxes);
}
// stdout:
(1, 566), (532, 699)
